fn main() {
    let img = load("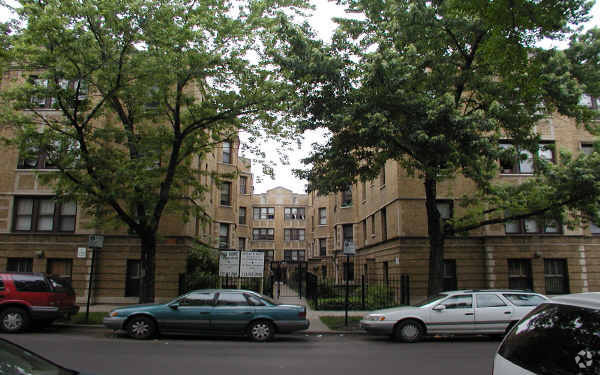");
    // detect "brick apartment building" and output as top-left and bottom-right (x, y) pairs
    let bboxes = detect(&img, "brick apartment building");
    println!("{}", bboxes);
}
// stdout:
(1, 65), (599, 304)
